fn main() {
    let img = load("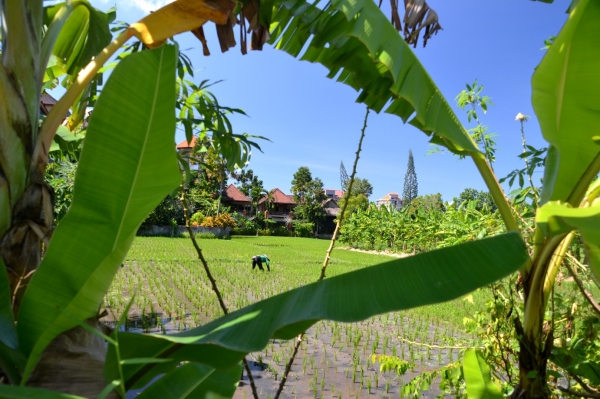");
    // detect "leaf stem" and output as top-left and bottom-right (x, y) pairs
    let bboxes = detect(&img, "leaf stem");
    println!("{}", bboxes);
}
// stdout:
(320, 107), (369, 280)
(276, 106), (370, 399)
(181, 184), (259, 399)
(567, 151), (600, 207)
(470, 152), (520, 234)
(565, 253), (600, 317)
(519, 119), (539, 205)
